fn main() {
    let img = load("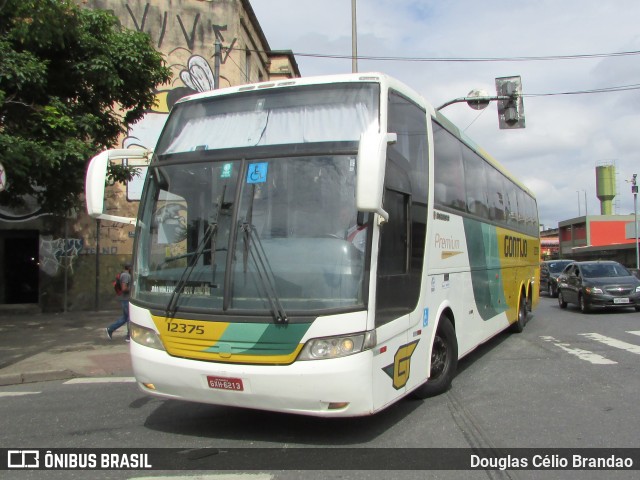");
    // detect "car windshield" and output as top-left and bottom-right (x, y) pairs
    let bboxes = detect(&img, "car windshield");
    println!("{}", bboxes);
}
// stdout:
(547, 261), (571, 273)
(580, 263), (631, 278)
